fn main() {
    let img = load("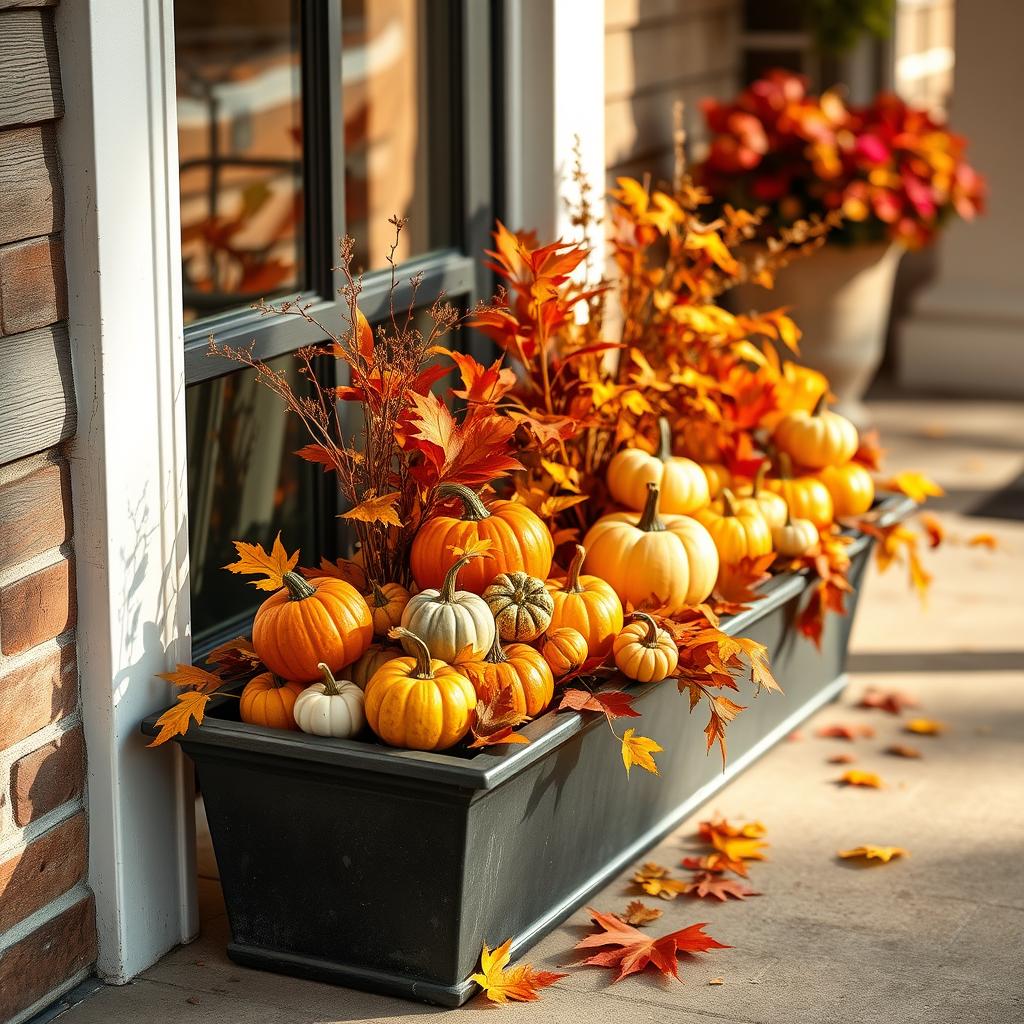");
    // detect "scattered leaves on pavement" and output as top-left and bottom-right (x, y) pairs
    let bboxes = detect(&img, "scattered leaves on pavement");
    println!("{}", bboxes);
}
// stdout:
(837, 846), (909, 864)
(905, 718), (945, 735)
(471, 939), (566, 1003)
(837, 769), (884, 788)
(618, 901), (662, 927)
(885, 744), (922, 759)
(683, 872), (760, 901)
(967, 533), (997, 550)
(828, 753), (857, 764)
(857, 688), (919, 715)
(816, 723), (875, 741)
